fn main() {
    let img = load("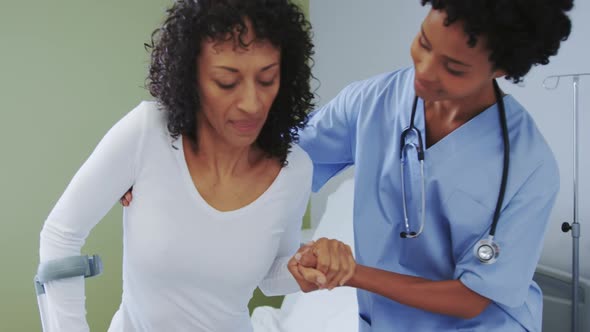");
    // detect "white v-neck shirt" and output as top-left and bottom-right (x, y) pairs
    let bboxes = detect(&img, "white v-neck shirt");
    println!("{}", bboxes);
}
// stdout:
(39, 101), (312, 332)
